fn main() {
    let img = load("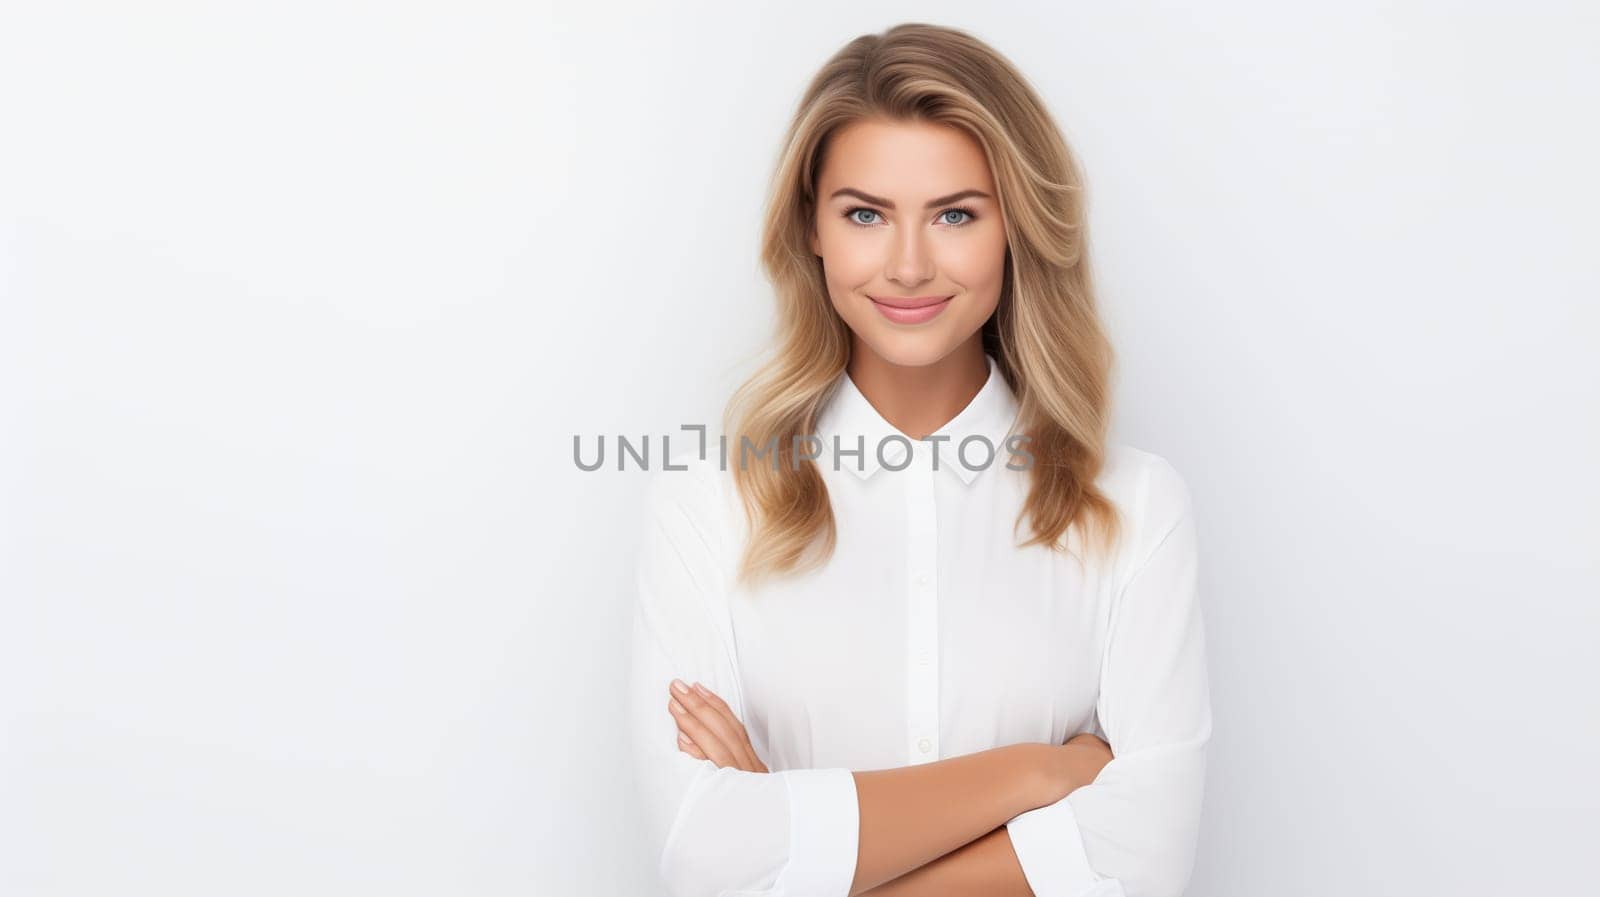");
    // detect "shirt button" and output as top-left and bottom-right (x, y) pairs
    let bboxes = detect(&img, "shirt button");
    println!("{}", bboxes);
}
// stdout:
(915, 574), (929, 586)
(918, 738), (932, 754)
